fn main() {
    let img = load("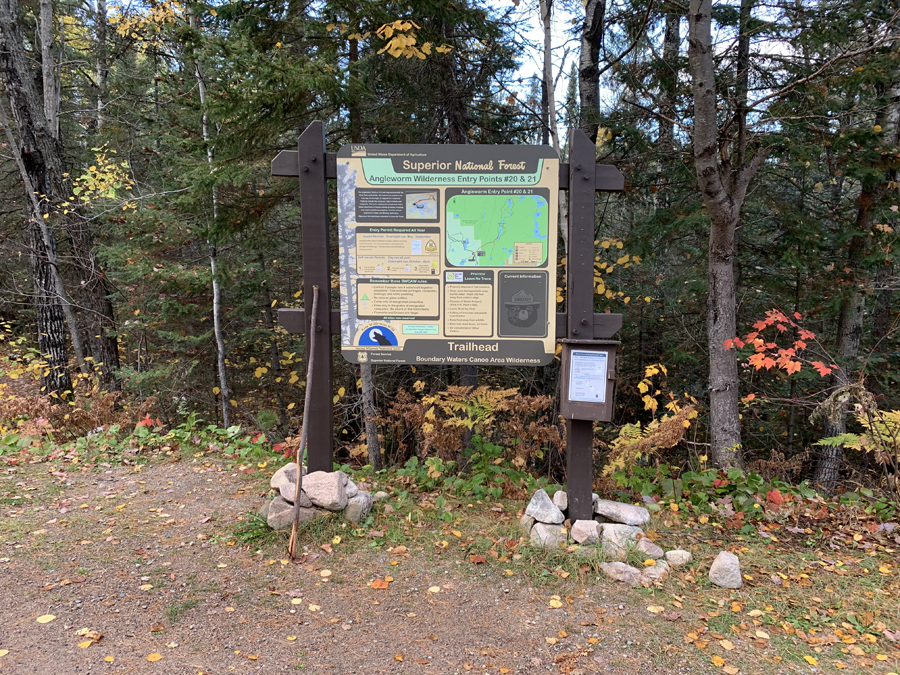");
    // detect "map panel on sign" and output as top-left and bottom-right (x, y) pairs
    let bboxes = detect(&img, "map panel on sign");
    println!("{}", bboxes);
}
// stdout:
(445, 190), (549, 268)
(406, 192), (437, 219)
